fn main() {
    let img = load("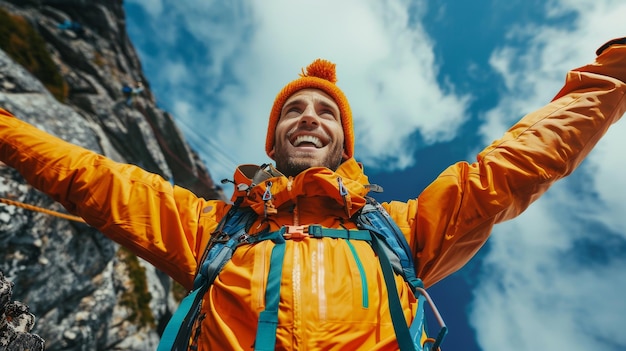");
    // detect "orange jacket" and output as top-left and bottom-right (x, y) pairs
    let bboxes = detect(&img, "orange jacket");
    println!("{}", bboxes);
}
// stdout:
(1, 42), (625, 350)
